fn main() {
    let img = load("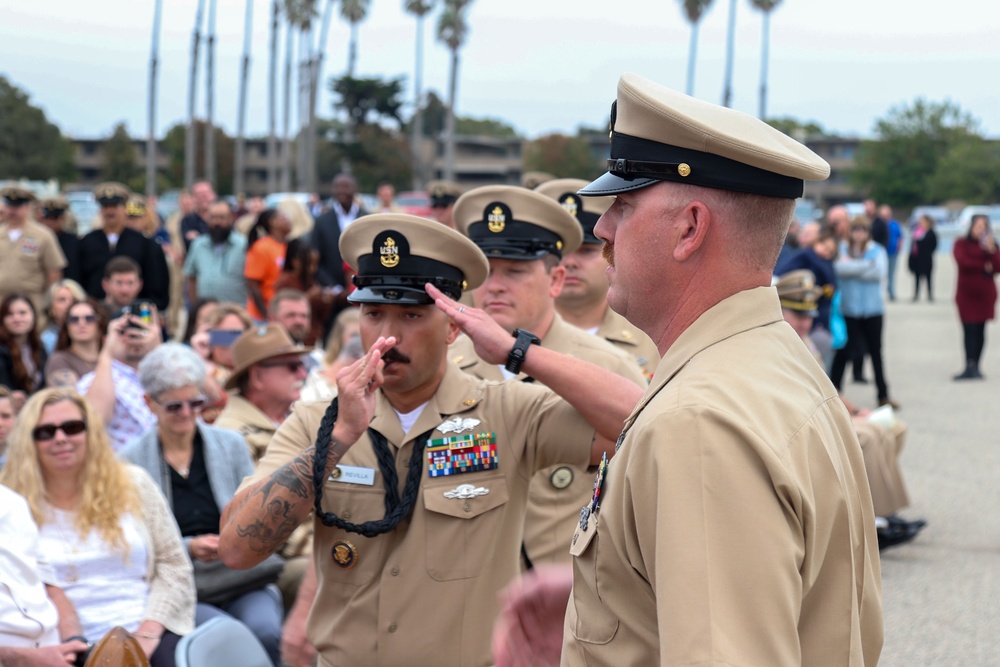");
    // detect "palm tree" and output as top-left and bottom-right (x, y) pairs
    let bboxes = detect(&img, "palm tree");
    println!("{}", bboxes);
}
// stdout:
(437, 0), (471, 182)
(204, 0), (219, 188)
(234, 0), (254, 197)
(405, 0), (435, 189)
(146, 0), (164, 196)
(185, 0), (207, 188)
(306, 0), (336, 192)
(281, 12), (295, 191)
(340, 0), (371, 77)
(721, 0), (737, 107)
(267, 0), (280, 193)
(749, 0), (782, 120)
(679, 0), (714, 97)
